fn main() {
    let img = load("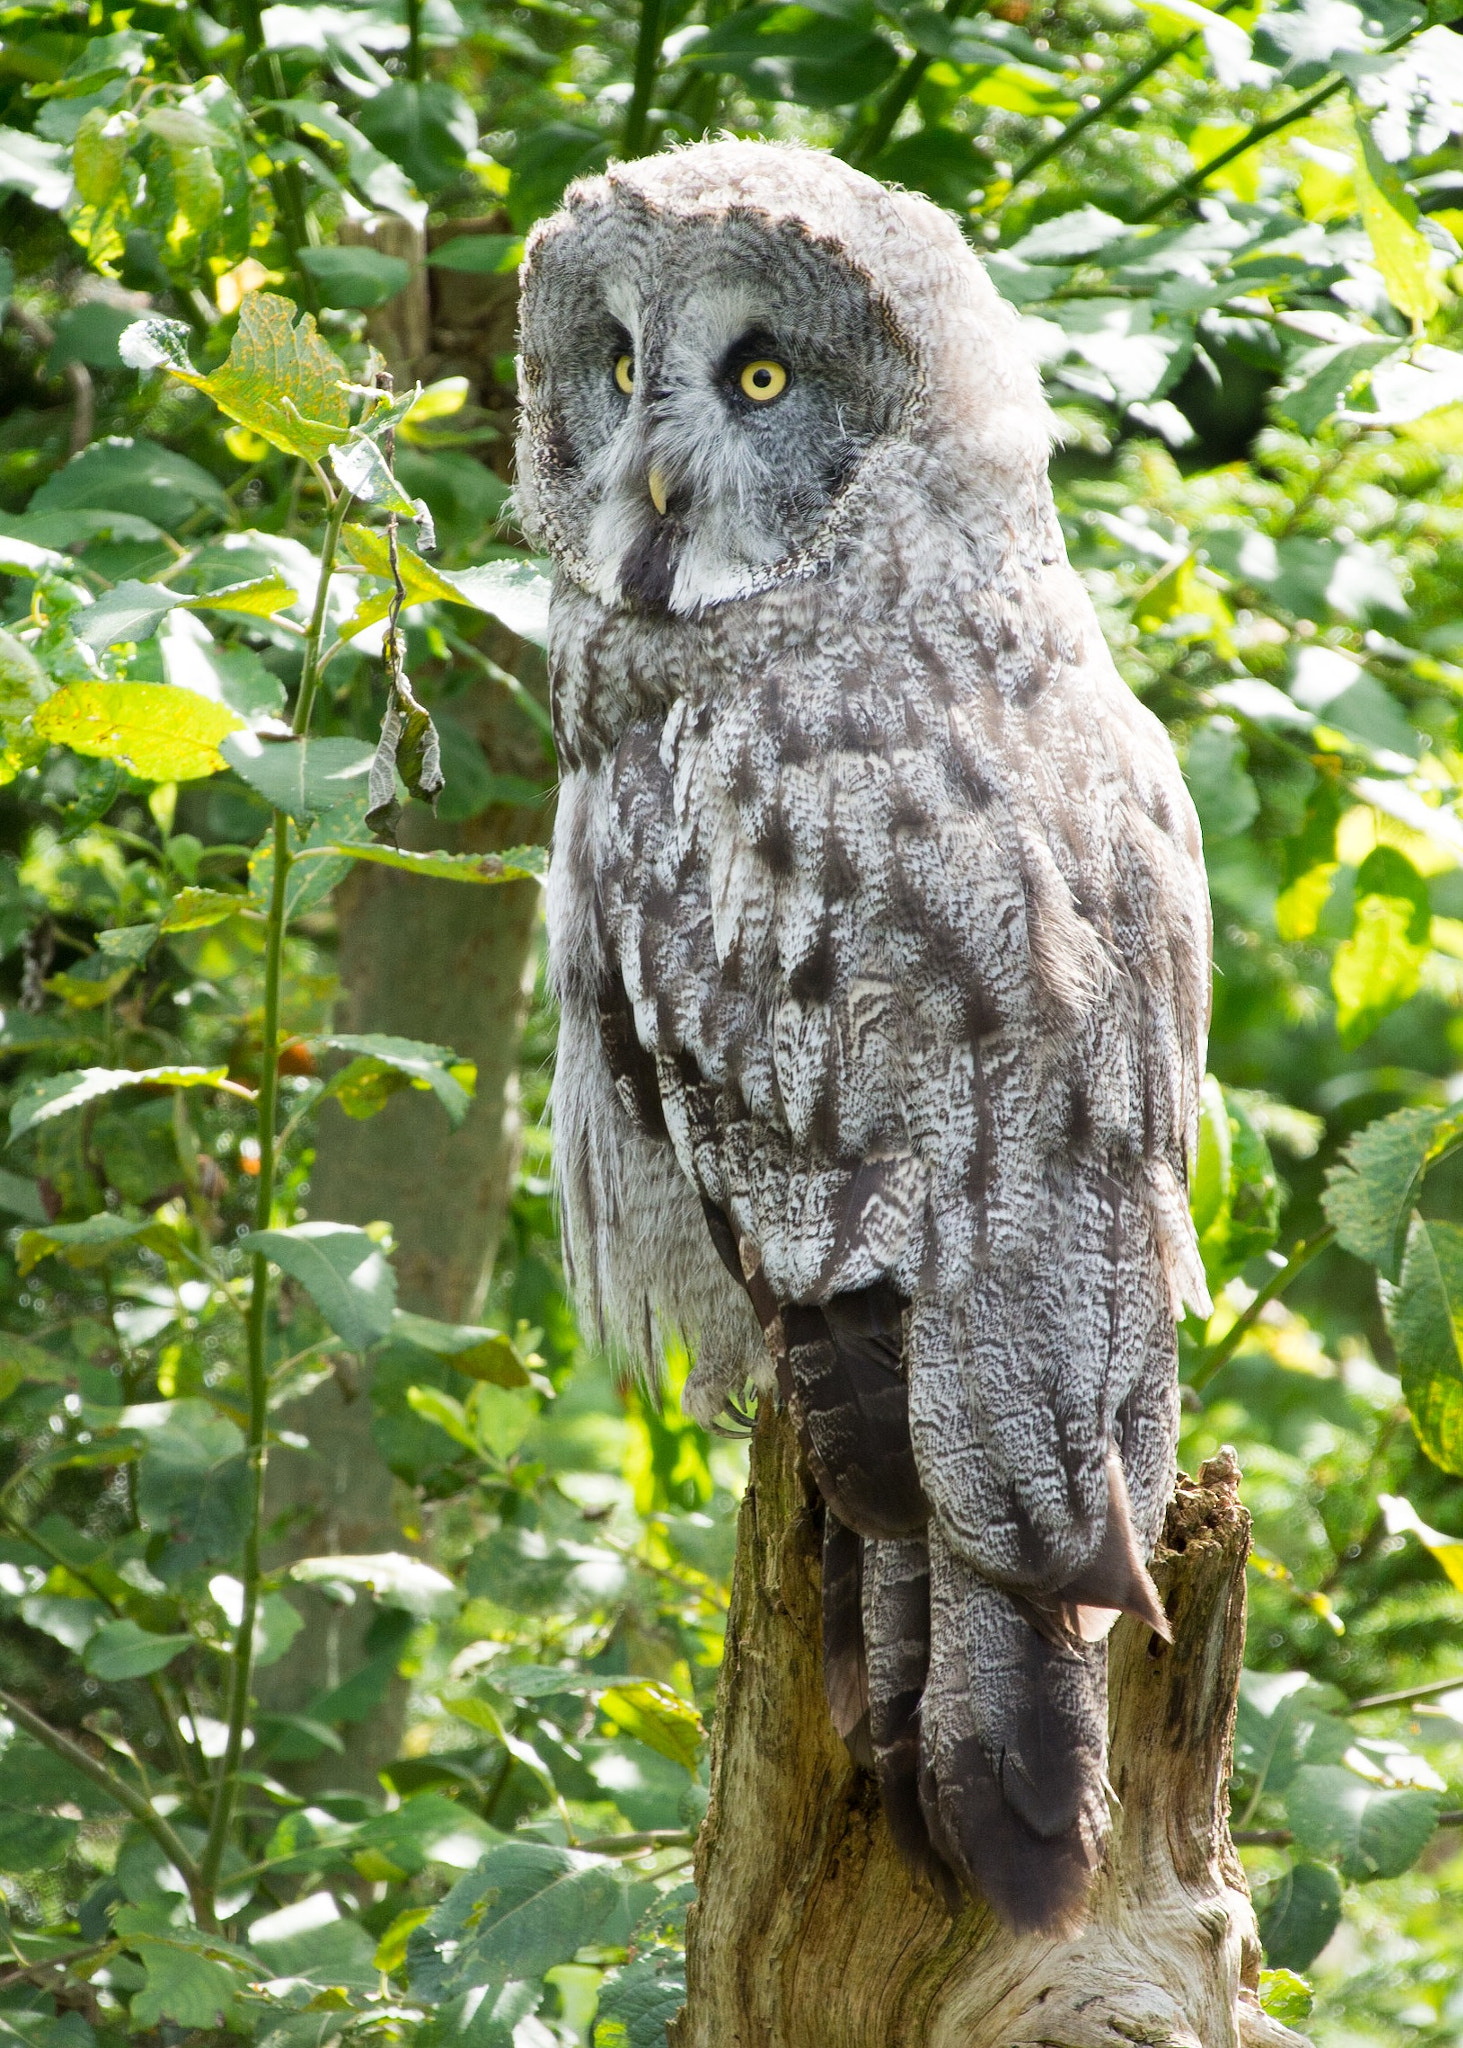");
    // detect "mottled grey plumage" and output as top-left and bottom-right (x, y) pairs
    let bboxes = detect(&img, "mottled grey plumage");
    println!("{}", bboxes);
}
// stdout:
(519, 140), (1211, 1933)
